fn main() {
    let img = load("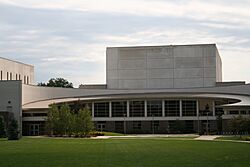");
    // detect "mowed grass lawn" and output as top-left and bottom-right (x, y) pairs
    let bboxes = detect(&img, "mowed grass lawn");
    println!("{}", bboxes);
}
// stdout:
(0, 137), (249, 167)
